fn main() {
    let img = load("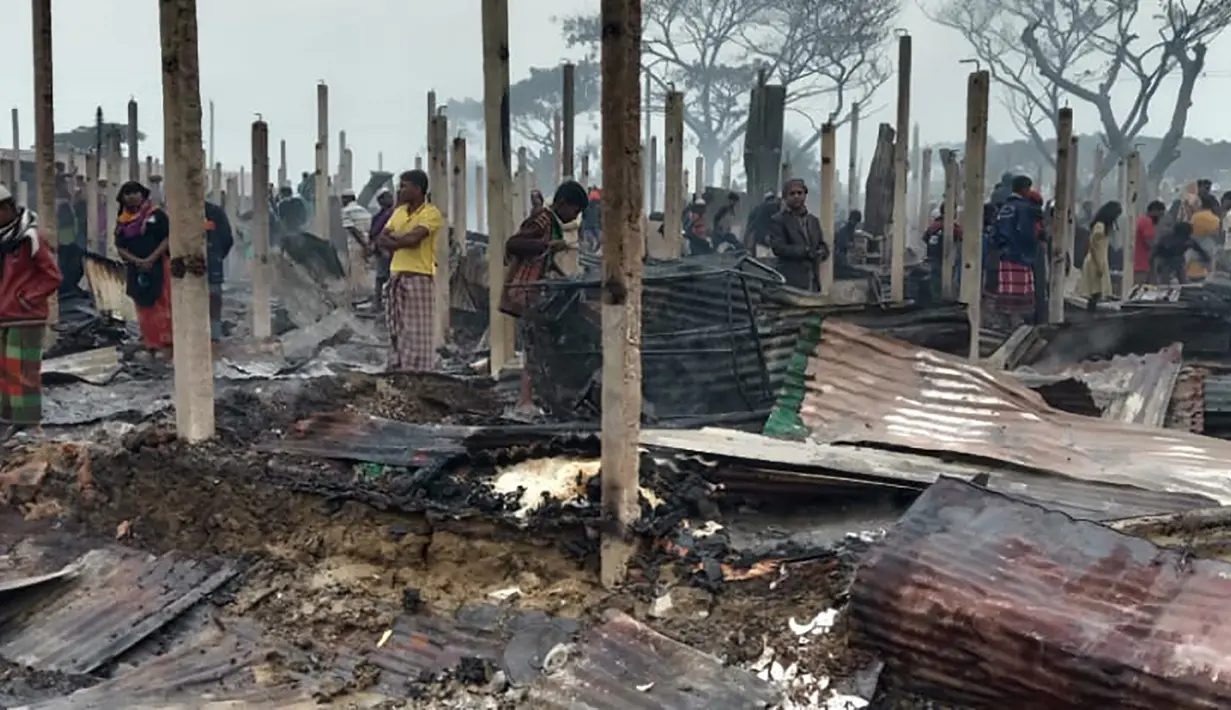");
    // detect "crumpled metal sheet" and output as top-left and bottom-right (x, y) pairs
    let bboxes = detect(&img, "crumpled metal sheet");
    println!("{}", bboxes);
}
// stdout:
(41, 347), (121, 386)
(849, 477), (1231, 709)
(765, 319), (1231, 504)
